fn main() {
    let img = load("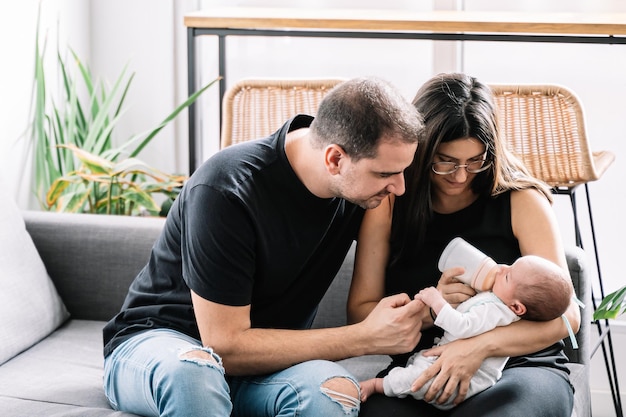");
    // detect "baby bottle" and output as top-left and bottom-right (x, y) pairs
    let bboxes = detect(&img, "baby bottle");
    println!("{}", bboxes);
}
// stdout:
(438, 237), (498, 292)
